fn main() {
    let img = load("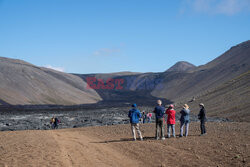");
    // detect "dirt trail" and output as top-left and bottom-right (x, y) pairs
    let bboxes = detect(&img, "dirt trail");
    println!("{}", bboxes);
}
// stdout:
(0, 122), (250, 167)
(50, 129), (138, 167)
